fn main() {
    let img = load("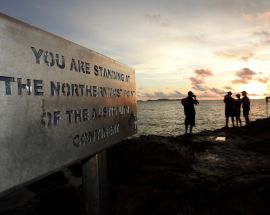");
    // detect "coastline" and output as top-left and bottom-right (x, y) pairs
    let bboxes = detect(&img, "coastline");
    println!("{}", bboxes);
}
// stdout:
(1, 118), (270, 214)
